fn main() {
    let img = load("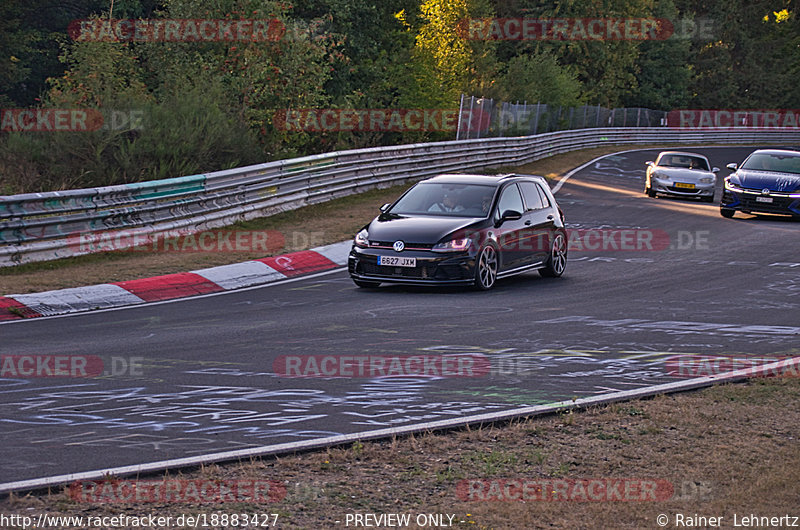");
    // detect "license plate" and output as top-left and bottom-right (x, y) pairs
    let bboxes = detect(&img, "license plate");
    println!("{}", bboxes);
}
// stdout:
(378, 256), (416, 267)
(756, 196), (773, 203)
(675, 182), (696, 189)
